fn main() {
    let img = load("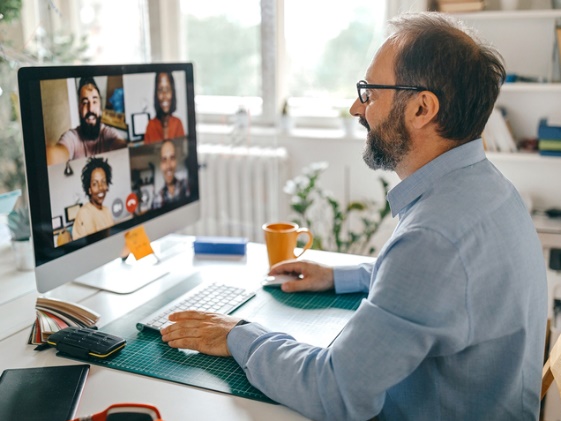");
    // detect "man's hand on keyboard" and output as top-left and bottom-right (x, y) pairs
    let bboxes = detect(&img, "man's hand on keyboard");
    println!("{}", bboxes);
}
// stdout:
(160, 310), (241, 357)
